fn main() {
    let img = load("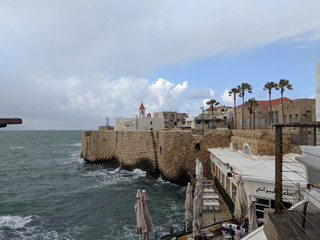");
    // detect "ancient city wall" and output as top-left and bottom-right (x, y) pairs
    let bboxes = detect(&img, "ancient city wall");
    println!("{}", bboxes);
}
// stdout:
(81, 129), (301, 184)
(157, 130), (231, 184)
(231, 130), (276, 155)
(81, 130), (158, 175)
